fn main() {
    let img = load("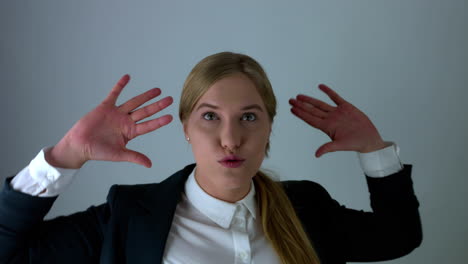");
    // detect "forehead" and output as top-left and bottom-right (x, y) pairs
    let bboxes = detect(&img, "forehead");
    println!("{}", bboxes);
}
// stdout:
(195, 73), (264, 109)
